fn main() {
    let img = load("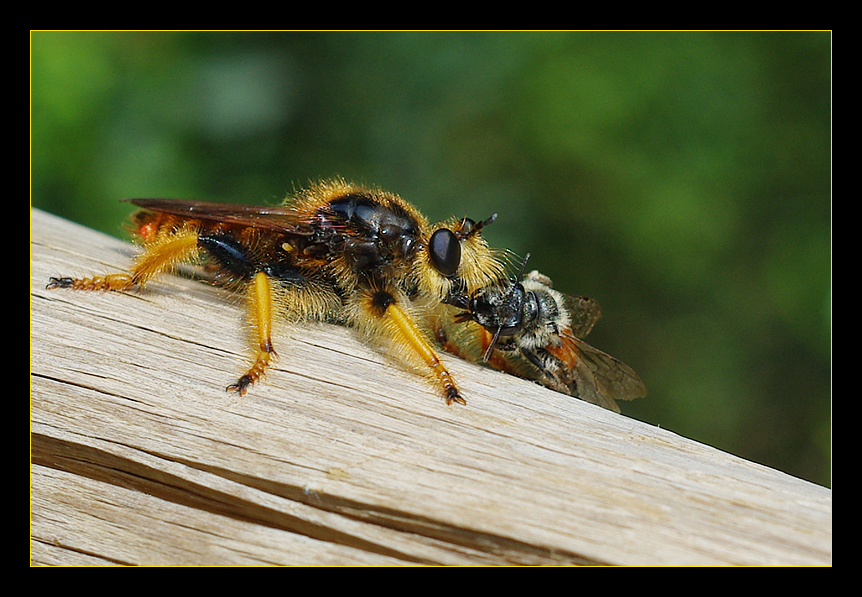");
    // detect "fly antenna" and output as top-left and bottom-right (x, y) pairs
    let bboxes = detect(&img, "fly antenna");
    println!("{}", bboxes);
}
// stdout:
(463, 213), (498, 239)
